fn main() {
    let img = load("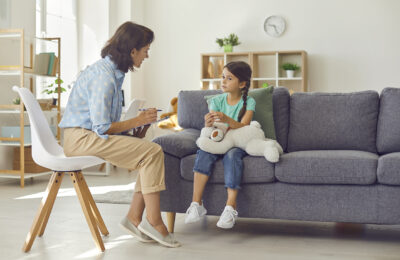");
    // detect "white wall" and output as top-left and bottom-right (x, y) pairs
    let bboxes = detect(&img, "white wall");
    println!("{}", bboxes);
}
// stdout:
(136, 0), (400, 109)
